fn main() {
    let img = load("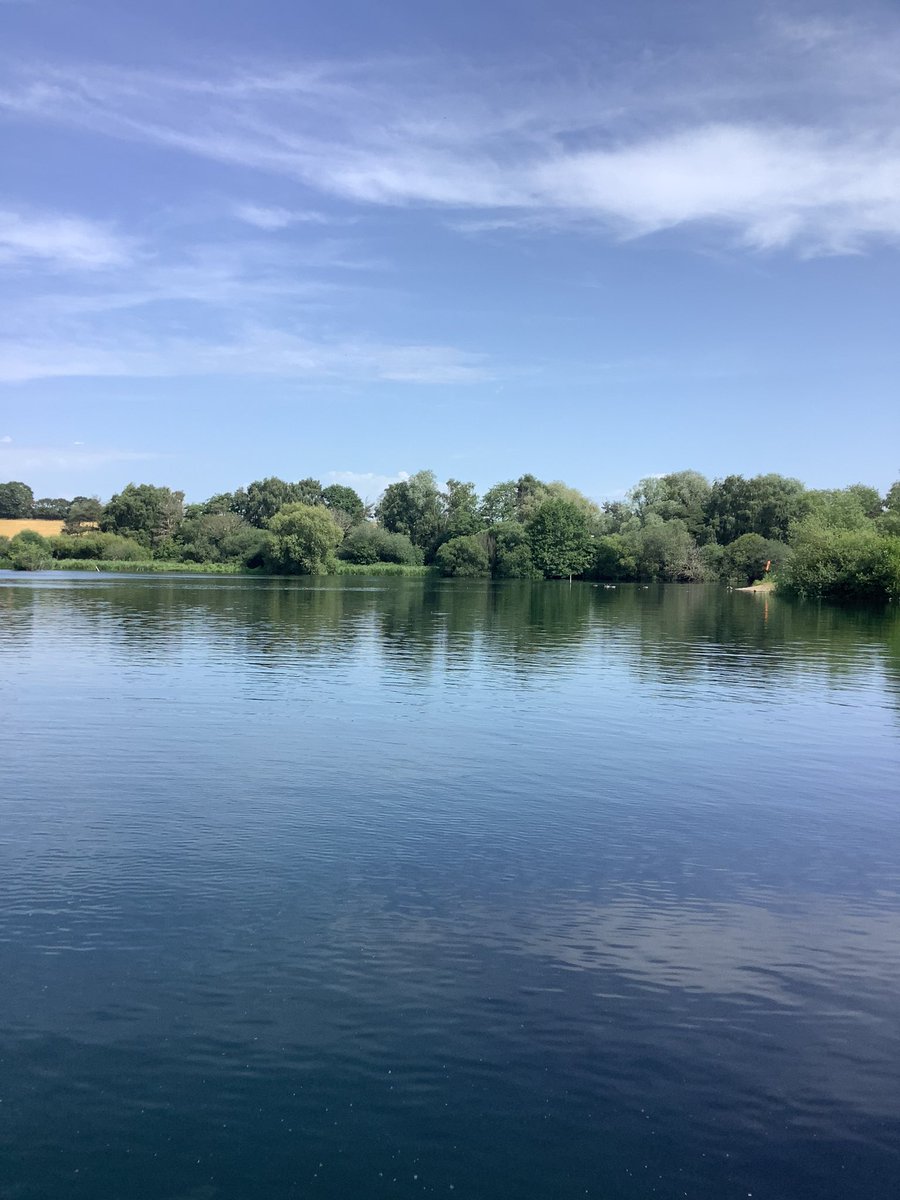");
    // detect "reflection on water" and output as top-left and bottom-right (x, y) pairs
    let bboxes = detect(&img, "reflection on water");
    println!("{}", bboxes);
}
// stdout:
(1, 575), (899, 1200)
